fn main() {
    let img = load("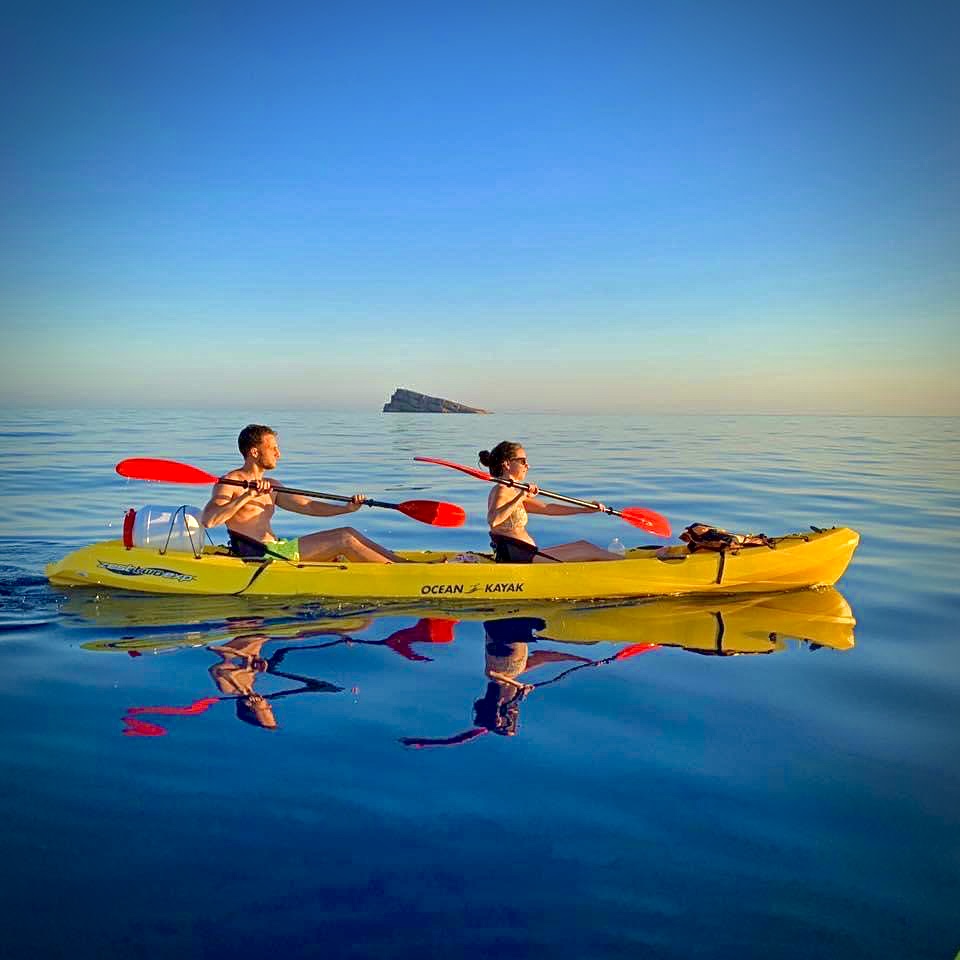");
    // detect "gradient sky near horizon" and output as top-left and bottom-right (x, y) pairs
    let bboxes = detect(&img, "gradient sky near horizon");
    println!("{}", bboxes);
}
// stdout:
(2, 0), (957, 414)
